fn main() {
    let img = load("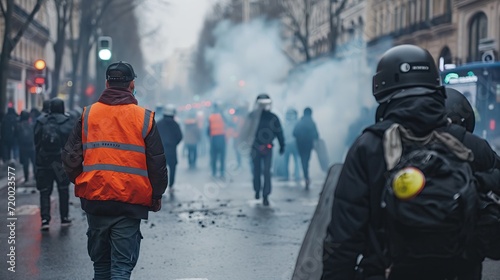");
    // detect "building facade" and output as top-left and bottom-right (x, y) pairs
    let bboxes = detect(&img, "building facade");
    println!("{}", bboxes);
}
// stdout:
(0, 0), (50, 113)
(310, 0), (367, 59)
(365, 0), (500, 68)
